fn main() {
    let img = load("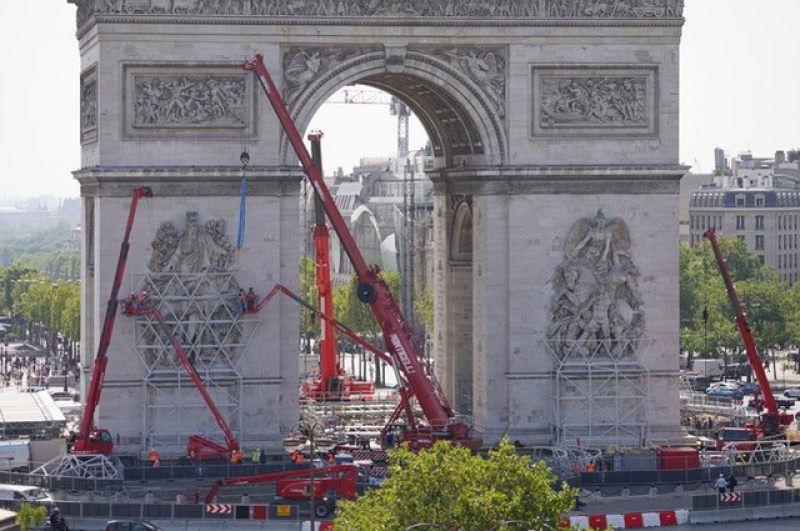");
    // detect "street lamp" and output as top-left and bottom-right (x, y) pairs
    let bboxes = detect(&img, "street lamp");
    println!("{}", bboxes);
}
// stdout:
(283, 418), (337, 530)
